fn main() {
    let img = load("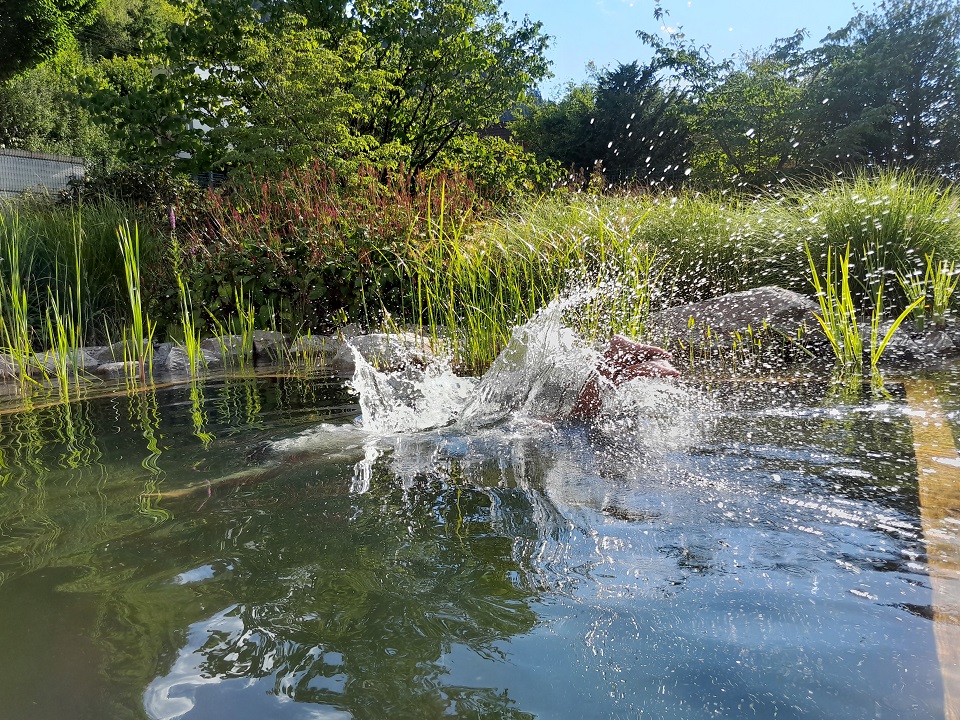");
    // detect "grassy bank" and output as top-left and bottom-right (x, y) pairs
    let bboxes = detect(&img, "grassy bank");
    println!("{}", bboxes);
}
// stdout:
(1, 169), (958, 399)
(394, 170), (959, 368)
